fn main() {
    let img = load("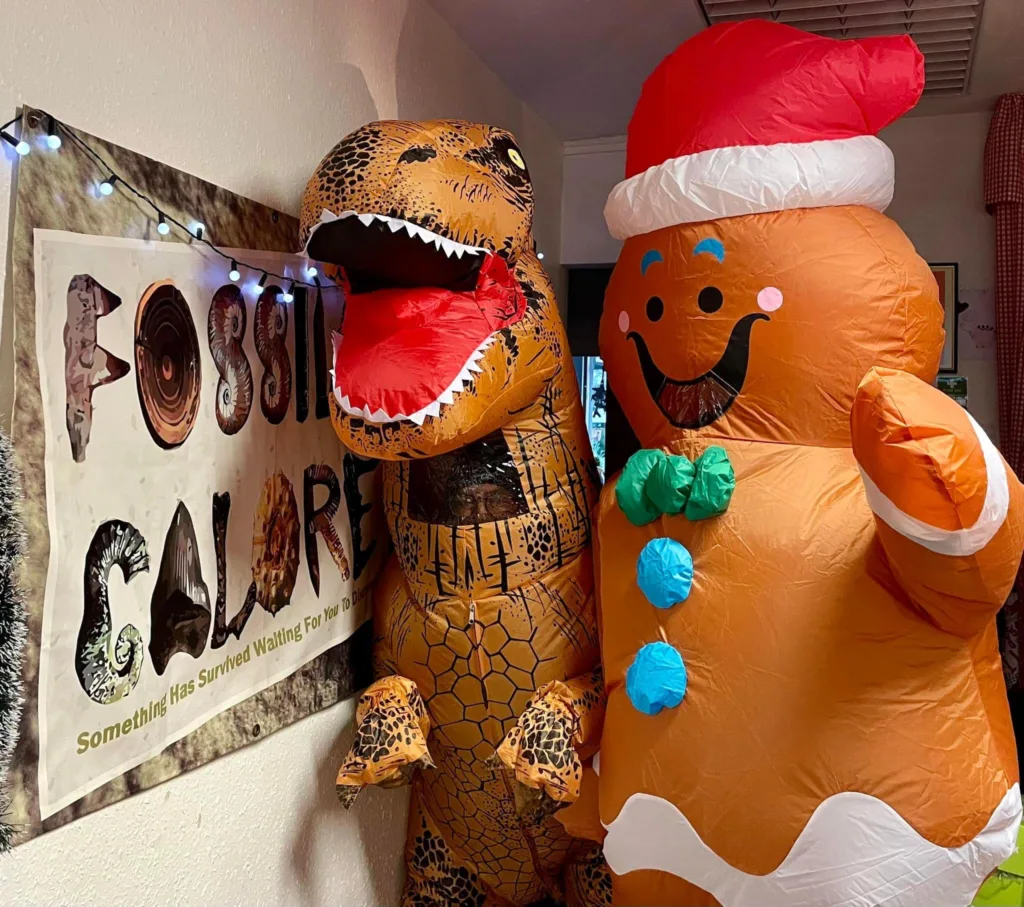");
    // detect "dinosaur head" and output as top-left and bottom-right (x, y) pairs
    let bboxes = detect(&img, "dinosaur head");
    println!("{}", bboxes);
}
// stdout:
(300, 120), (560, 460)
